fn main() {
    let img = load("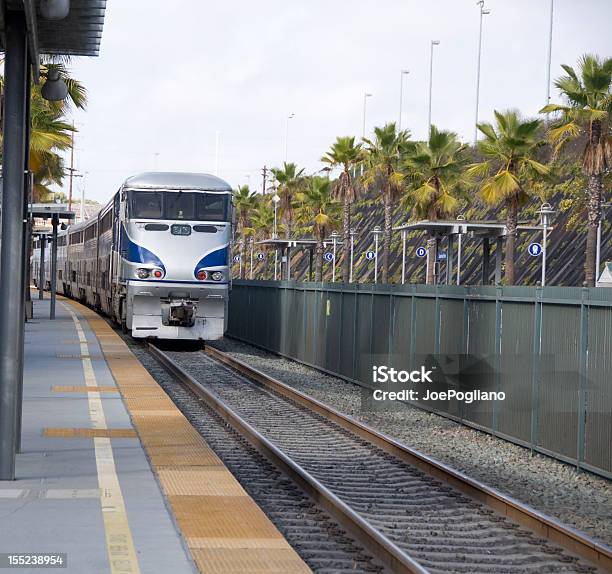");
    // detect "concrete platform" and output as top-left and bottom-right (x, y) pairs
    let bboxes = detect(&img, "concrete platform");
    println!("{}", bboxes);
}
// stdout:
(0, 298), (196, 574)
(0, 296), (310, 574)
